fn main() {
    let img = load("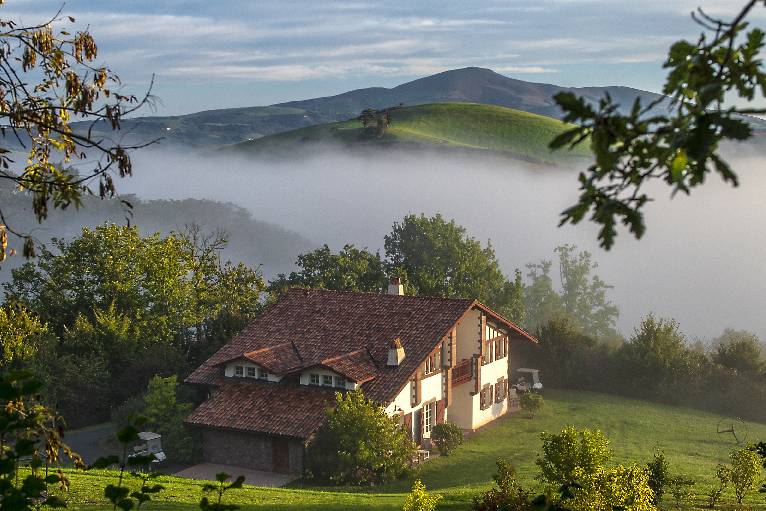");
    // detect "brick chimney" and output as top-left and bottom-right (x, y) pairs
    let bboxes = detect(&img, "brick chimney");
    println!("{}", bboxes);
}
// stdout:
(387, 338), (406, 366)
(388, 276), (404, 296)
